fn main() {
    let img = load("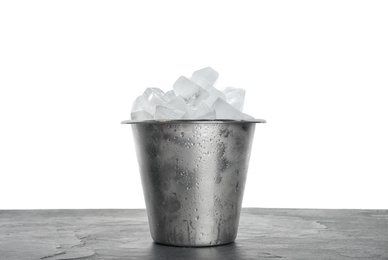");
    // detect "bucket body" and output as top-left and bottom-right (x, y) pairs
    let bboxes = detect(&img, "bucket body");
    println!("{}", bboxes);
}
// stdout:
(129, 120), (261, 247)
